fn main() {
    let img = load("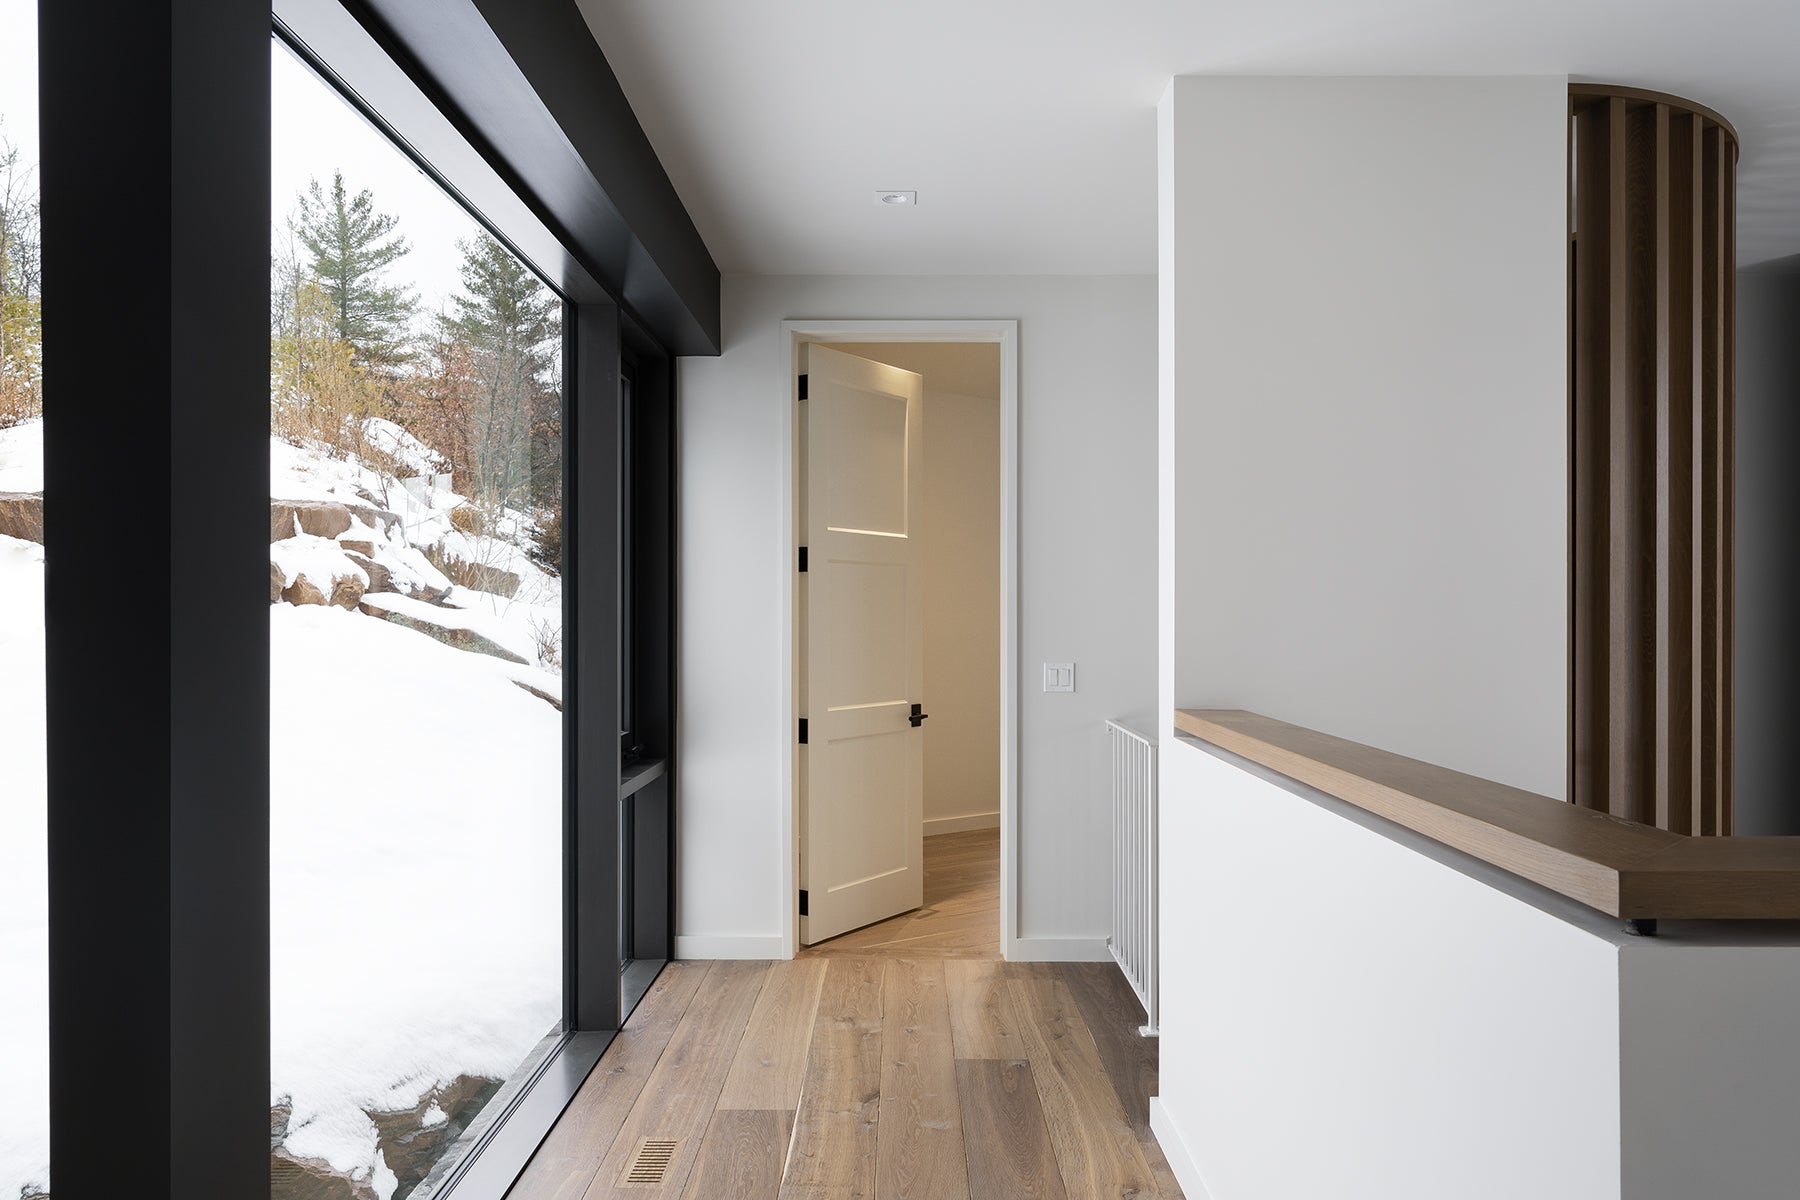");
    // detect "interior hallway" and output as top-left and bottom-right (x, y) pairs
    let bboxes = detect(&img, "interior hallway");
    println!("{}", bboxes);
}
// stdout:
(508, 829), (1183, 1198)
